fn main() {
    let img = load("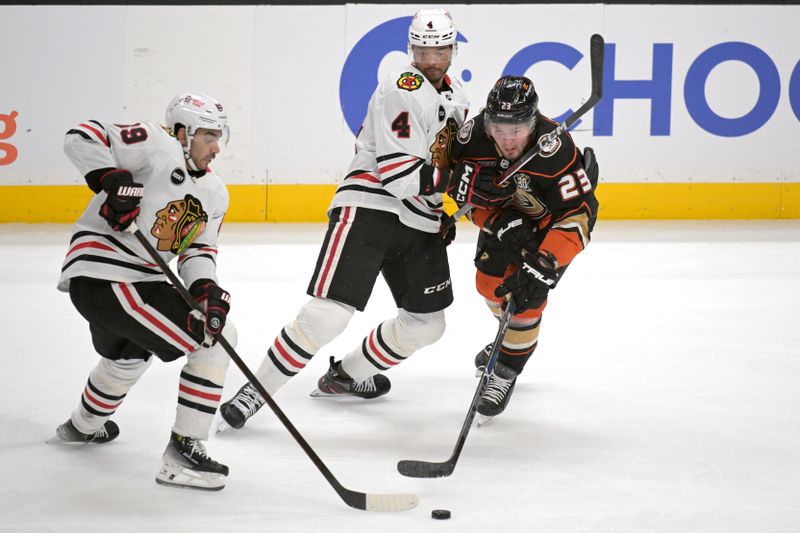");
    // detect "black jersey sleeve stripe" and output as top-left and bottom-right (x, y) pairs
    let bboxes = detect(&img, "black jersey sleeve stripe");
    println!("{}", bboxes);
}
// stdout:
(70, 231), (142, 258)
(337, 184), (395, 197)
(376, 152), (409, 163)
(66, 129), (93, 141)
(381, 159), (424, 186)
(401, 199), (440, 221)
(61, 255), (163, 275)
(179, 253), (217, 266)
(344, 168), (374, 180)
